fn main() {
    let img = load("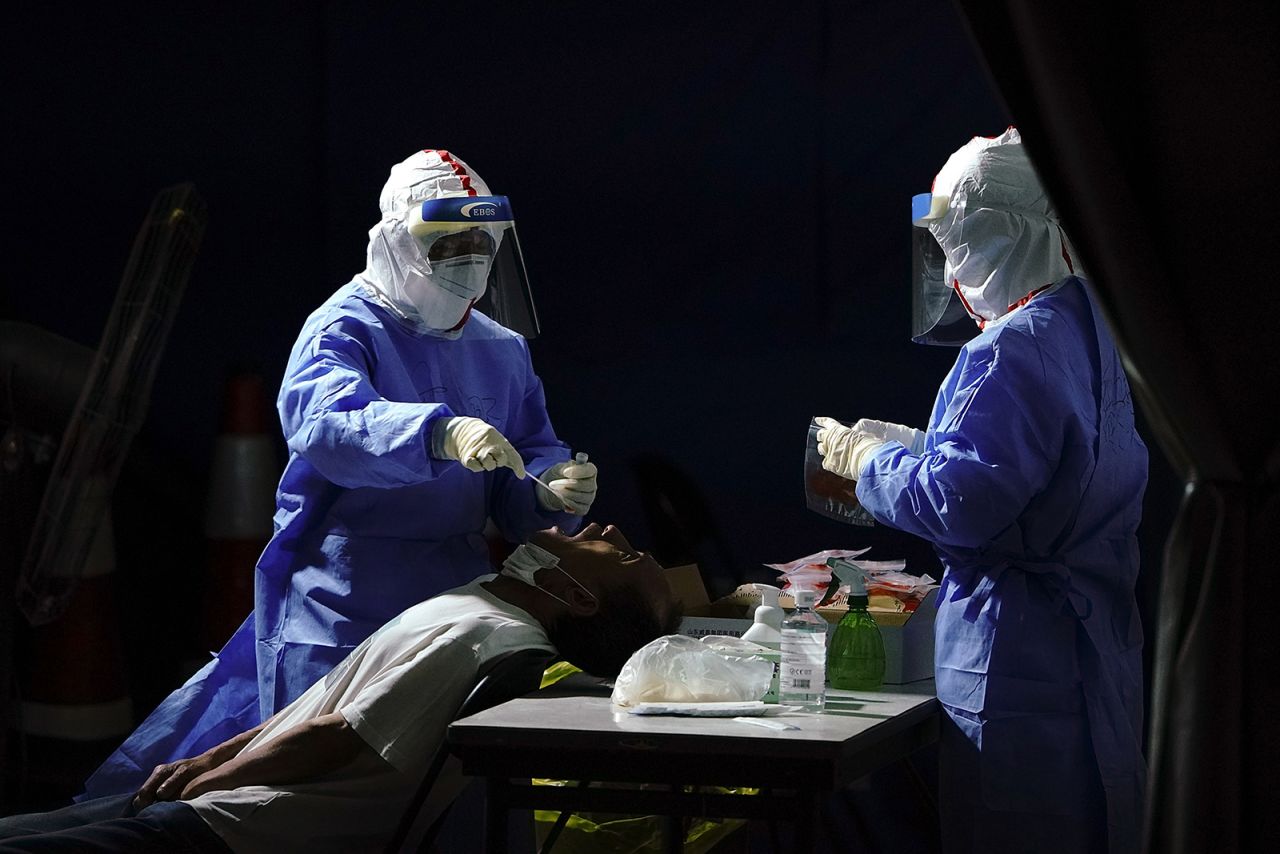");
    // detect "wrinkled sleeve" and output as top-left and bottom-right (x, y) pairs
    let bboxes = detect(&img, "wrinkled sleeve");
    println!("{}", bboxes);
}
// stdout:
(487, 338), (581, 538)
(340, 618), (551, 772)
(279, 325), (455, 489)
(856, 329), (1064, 550)
(340, 634), (478, 773)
